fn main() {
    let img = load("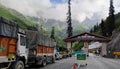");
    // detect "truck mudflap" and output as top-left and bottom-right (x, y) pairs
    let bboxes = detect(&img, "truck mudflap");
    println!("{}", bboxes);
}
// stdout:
(0, 62), (12, 69)
(0, 56), (15, 69)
